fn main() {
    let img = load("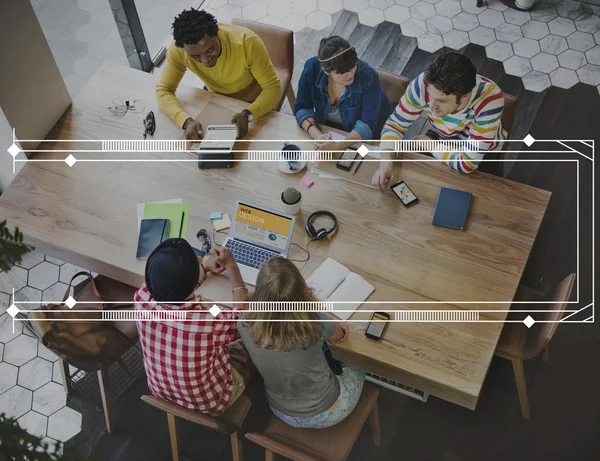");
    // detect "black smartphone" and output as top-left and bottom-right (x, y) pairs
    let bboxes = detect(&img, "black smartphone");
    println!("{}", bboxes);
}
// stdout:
(365, 312), (390, 340)
(336, 148), (358, 171)
(391, 180), (419, 207)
